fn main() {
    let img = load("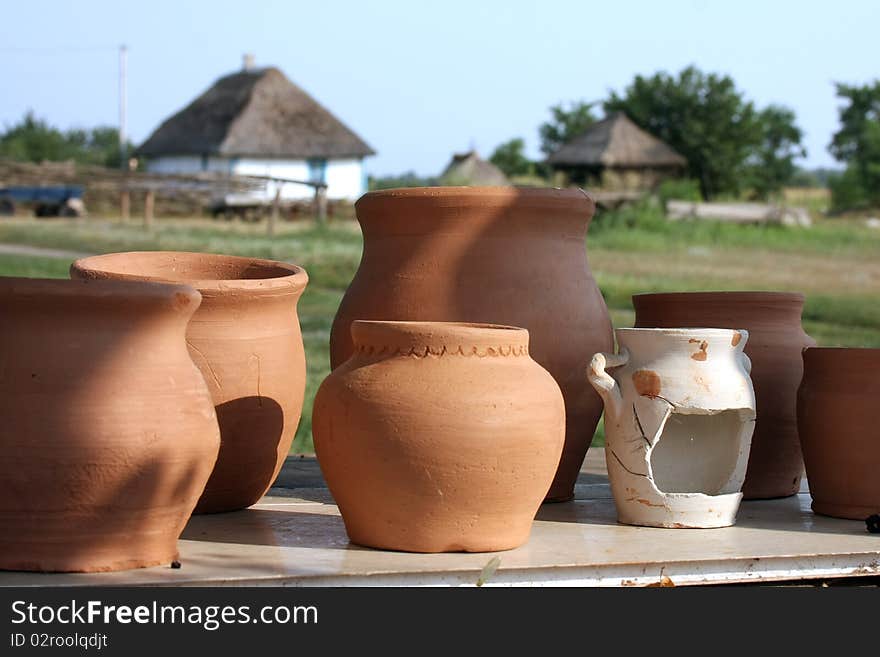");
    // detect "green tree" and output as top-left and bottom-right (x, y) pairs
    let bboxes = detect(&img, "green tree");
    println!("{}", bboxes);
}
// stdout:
(746, 105), (806, 199)
(829, 81), (880, 208)
(0, 111), (131, 168)
(0, 112), (74, 162)
(538, 101), (596, 156)
(489, 138), (533, 177)
(604, 66), (761, 199)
